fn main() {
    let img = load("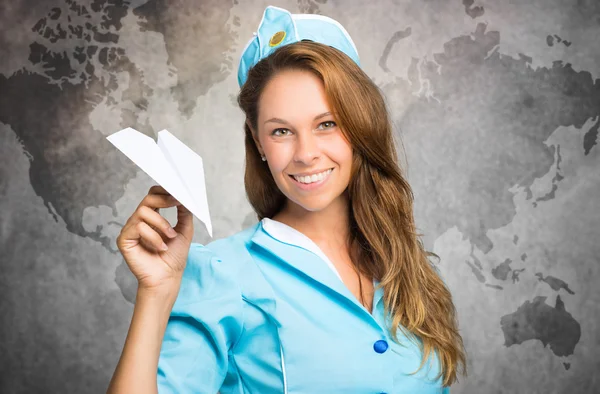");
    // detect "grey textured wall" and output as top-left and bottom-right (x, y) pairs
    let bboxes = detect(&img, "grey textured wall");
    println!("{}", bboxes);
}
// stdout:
(1, 0), (598, 393)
